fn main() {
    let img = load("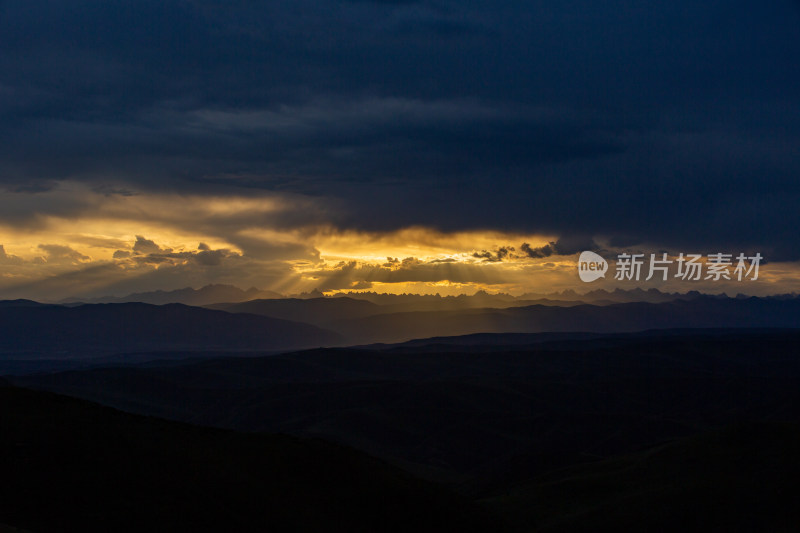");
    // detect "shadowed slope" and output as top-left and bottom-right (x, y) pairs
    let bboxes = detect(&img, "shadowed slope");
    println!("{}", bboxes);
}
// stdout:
(18, 329), (800, 495)
(328, 297), (800, 344)
(484, 423), (800, 532)
(0, 301), (340, 357)
(0, 384), (503, 533)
